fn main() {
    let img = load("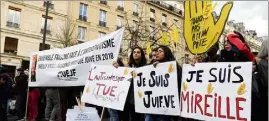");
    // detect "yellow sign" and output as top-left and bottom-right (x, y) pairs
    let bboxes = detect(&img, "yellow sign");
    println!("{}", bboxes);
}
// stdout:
(183, 1), (233, 54)
(161, 31), (169, 45)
